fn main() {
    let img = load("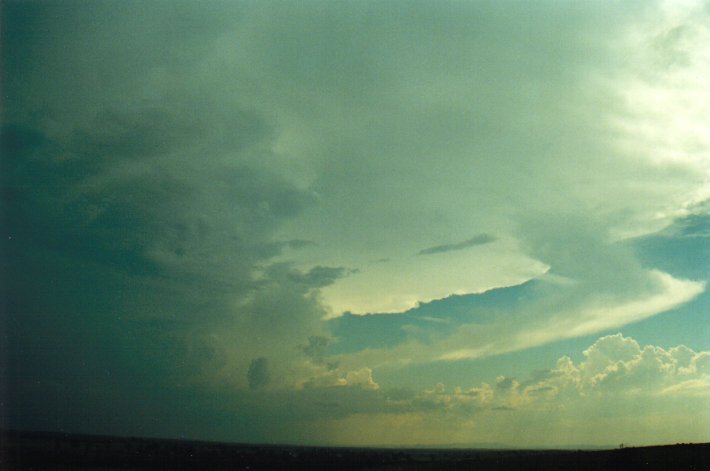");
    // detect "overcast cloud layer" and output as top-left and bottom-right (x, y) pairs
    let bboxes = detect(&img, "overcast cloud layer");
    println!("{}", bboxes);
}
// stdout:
(2, 0), (709, 447)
